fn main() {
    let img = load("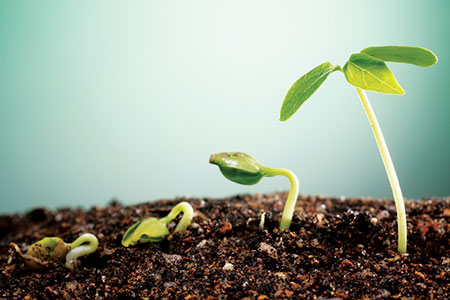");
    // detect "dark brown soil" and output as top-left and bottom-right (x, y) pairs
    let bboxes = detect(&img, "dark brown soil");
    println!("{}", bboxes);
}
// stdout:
(1, 193), (449, 300)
